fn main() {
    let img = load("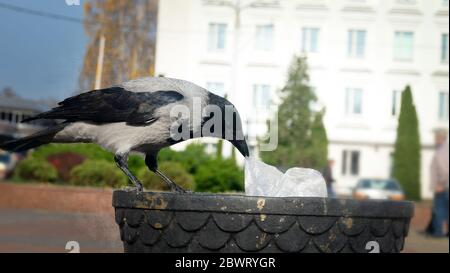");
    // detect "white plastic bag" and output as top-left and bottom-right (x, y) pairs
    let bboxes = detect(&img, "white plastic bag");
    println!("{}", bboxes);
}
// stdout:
(244, 157), (328, 198)
(244, 157), (282, 196)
